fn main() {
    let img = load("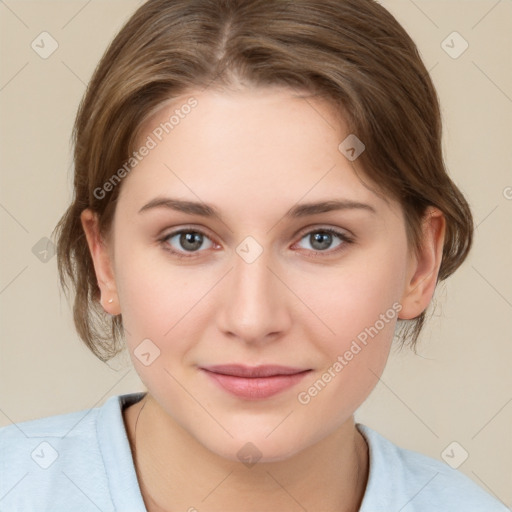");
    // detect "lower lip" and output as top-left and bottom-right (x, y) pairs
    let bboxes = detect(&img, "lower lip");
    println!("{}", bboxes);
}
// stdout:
(201, 369), (311, 400)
